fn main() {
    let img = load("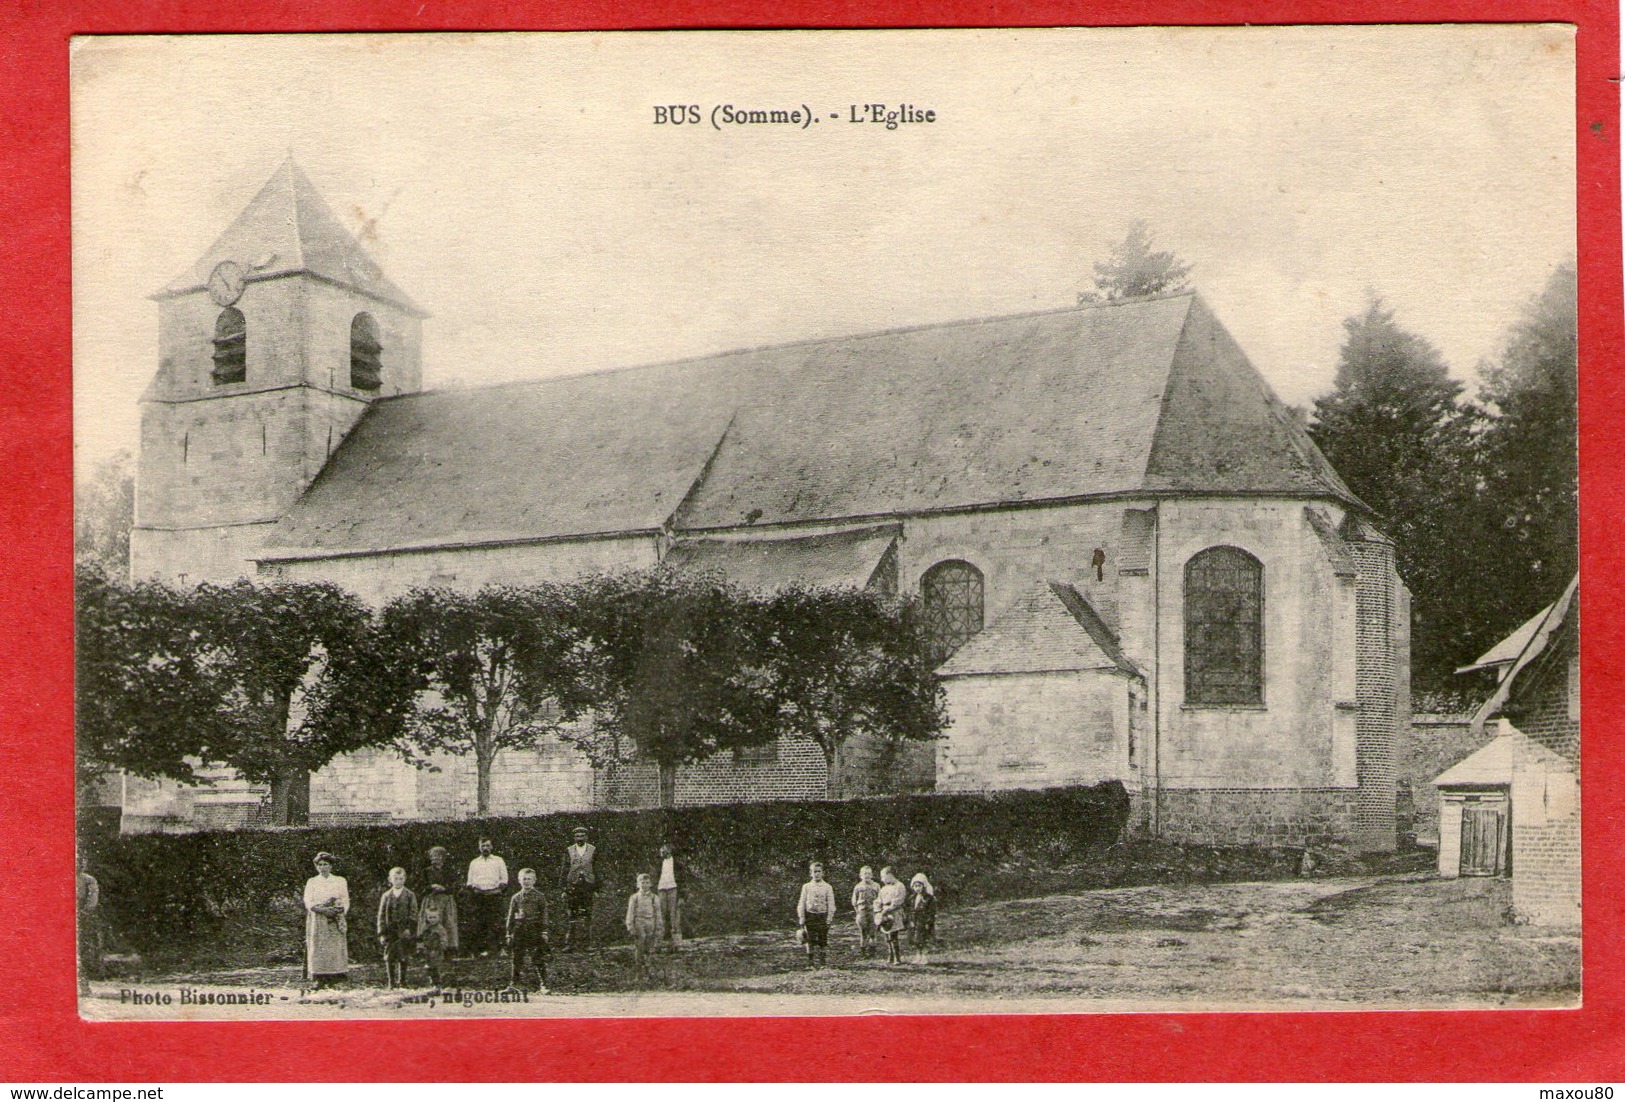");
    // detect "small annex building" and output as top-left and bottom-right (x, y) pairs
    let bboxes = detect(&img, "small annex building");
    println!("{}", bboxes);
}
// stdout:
(1435, 576), (1579, 925)
(123, 160), (1411, 849)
